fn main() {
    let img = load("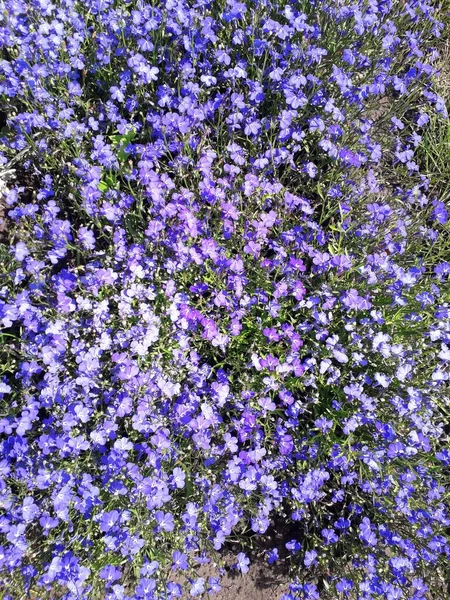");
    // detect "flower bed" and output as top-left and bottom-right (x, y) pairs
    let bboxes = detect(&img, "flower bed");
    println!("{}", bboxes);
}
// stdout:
(0, 1), (449, 598)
